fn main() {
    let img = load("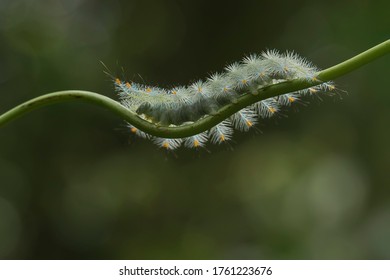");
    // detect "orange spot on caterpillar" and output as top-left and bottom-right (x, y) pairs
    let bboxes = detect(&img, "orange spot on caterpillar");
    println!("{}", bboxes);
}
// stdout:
(241, 79), (248, 85)
(220, 134), (225, 142)
(125, 82), (132, 88)
(130, 127), (137, 133)
(162, 142), (169, 149)
(194, 140), (200, 147)
(269, 107), (276, 114)
(246, 120), (253, 127)
(171, 90), (177, 95)
(288, 96), (295, 103)
(115, 78), (121, 85)
(146, 87), (152, 93)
